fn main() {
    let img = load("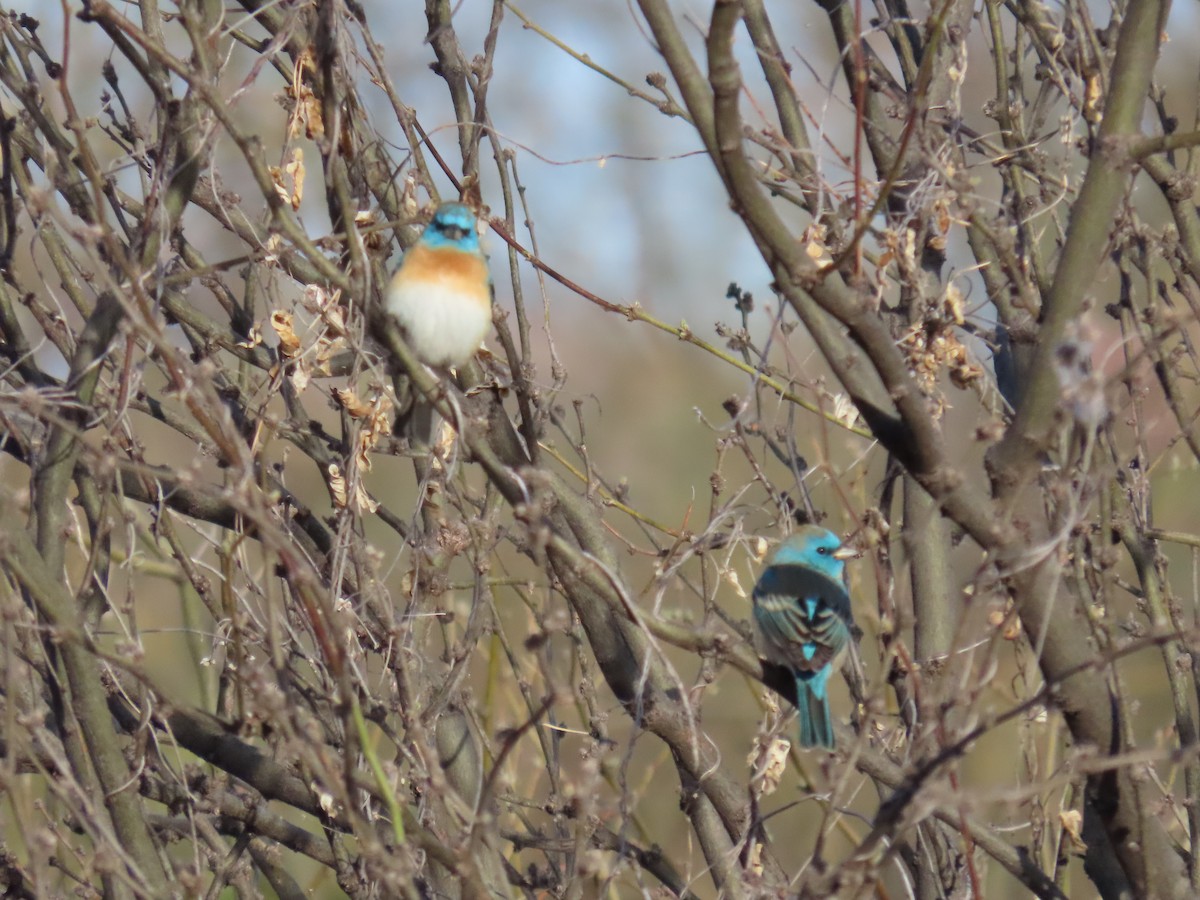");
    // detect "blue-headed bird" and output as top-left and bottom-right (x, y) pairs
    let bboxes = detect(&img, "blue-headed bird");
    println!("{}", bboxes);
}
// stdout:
(753, 525), (856, 749)
(386, 202), (492, 369)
